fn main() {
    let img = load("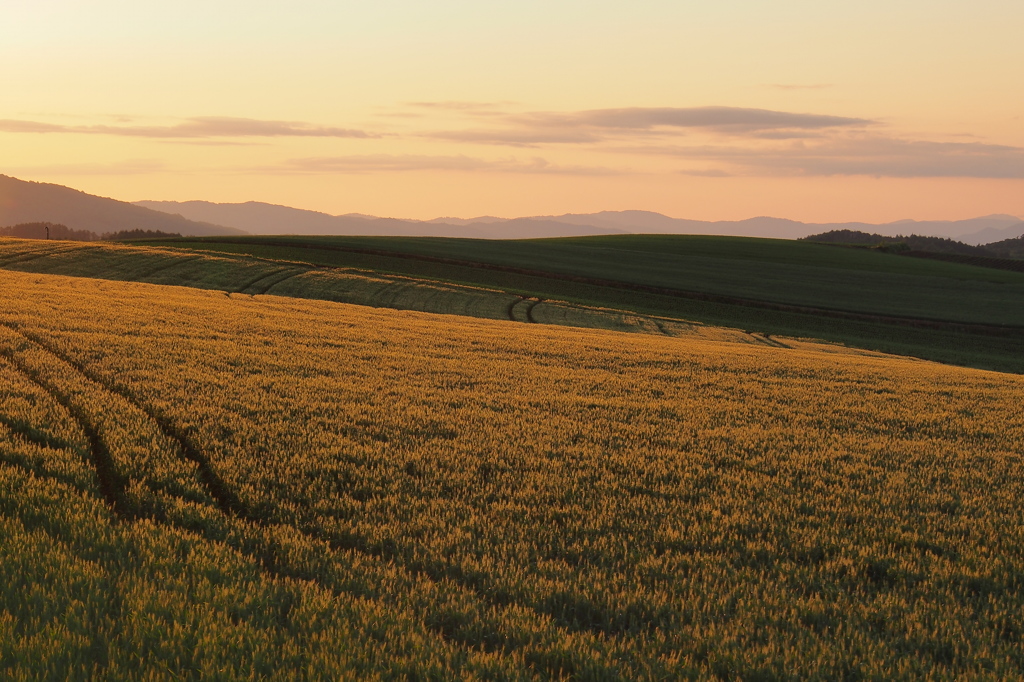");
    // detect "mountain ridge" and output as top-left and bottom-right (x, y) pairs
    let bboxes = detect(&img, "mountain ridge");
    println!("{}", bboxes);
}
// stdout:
(136, 199), (1022, 242)
(0, 175), (243, 237)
